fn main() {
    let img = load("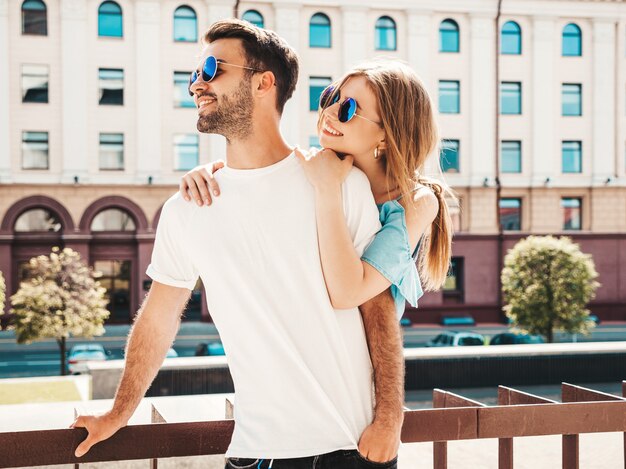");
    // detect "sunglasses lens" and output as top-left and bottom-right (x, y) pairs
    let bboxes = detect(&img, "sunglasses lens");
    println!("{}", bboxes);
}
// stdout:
(188, 71), (198, 96)
(203, 56), (217, 82)
(338, 98), (356, 123)
(320, 86), (339, 109)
